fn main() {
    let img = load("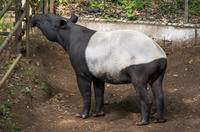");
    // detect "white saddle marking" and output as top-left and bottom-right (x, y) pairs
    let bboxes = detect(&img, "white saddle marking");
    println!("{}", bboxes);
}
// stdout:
(85, 30), (166, 79)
